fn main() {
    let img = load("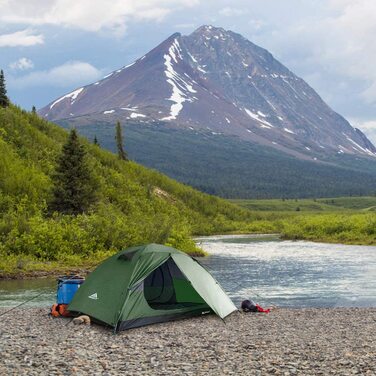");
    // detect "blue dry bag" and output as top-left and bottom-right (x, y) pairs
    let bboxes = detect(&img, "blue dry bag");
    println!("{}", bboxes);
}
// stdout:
(56, 276), (85, 305)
